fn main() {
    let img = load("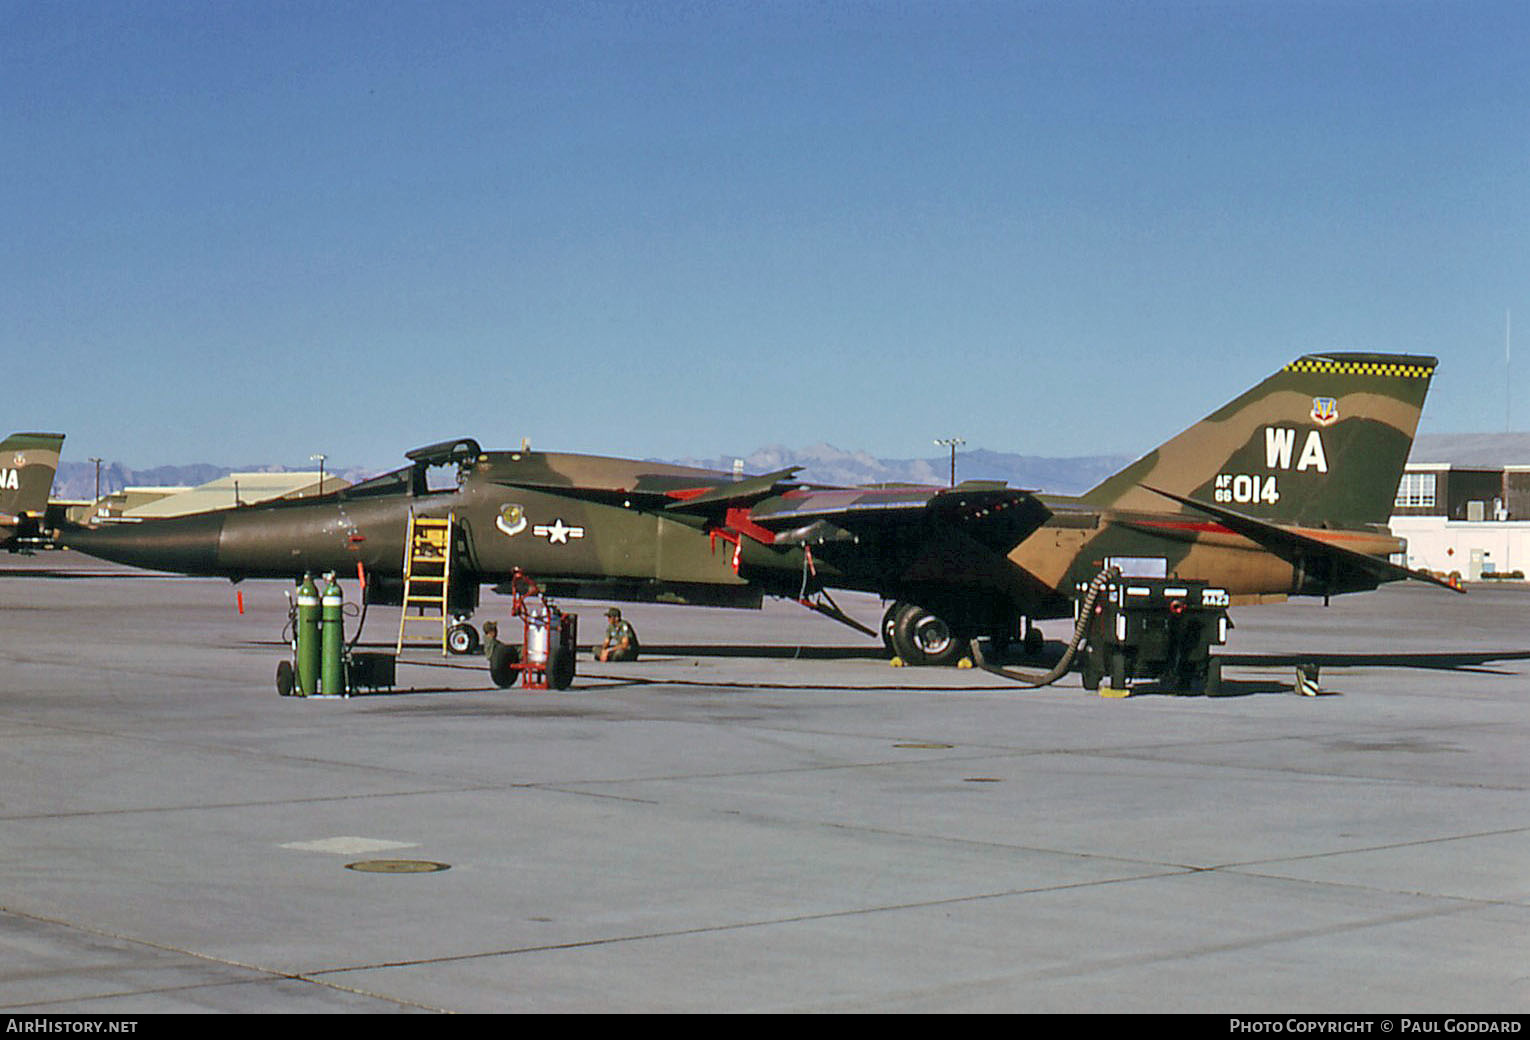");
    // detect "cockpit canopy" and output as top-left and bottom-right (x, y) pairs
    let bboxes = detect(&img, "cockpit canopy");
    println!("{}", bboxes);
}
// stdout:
(342, 437), (483, 500)
(405, 438), (482, 466)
